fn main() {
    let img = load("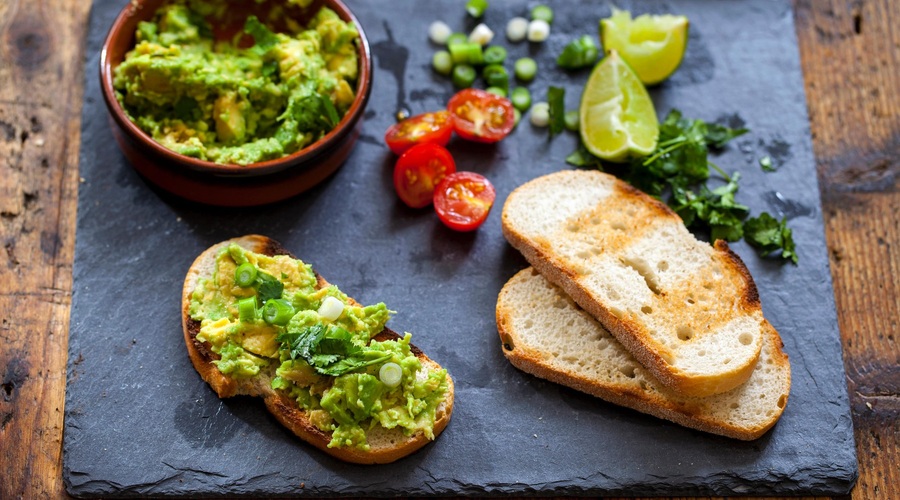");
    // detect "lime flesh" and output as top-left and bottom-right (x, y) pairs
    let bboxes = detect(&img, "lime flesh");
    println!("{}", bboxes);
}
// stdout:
(600, 8), (689, 85)
(579, 50), (659, 162)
